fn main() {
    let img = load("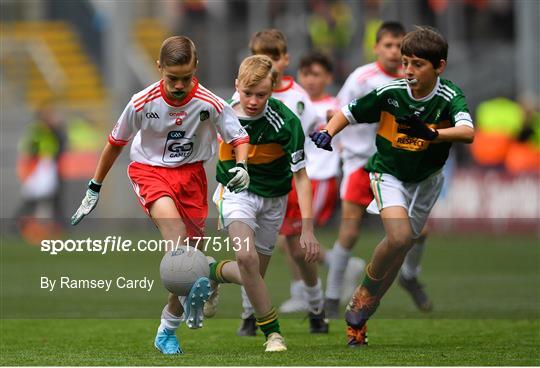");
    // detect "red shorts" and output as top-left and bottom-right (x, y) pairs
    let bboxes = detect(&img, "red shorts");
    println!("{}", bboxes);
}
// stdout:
(340, 166), (373, 207)
(127, 161), (207, 237)
(279, 177), (339, 236)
